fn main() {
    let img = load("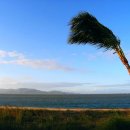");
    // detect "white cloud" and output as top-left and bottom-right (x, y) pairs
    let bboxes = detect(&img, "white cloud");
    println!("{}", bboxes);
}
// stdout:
(0, 50), (7, 57)
(0, 50), (75, 72)
(0, 77), (19, 85)
(0, 50), (24, 59)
